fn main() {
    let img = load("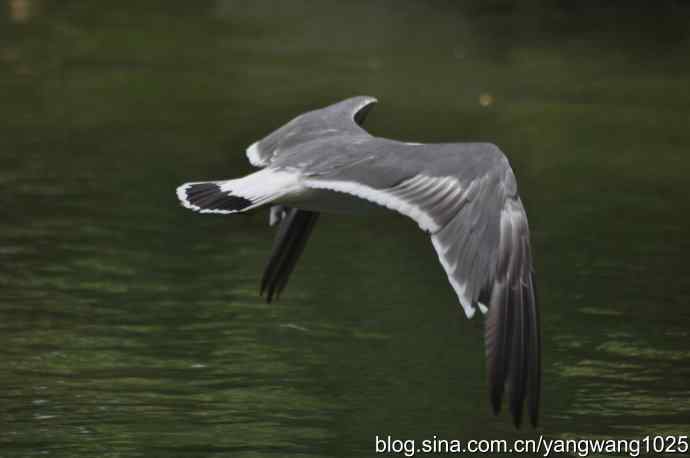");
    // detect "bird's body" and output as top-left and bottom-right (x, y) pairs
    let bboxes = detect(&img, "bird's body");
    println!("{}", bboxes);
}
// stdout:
(176, 96), (541, 428)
